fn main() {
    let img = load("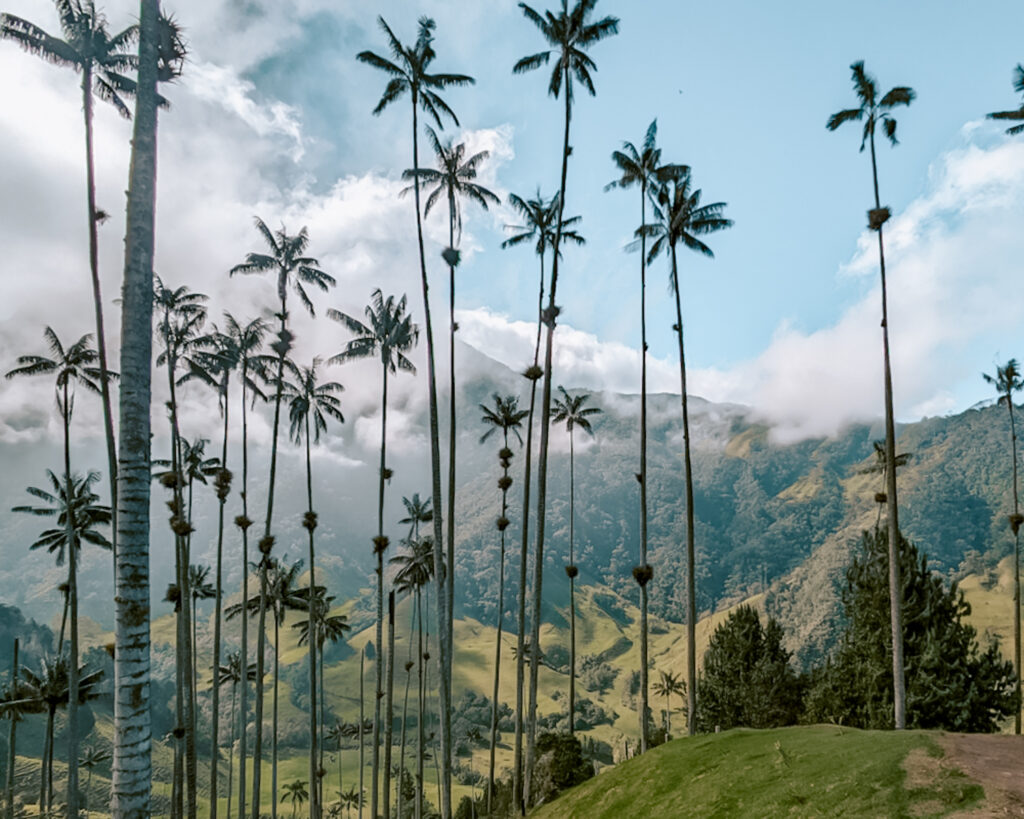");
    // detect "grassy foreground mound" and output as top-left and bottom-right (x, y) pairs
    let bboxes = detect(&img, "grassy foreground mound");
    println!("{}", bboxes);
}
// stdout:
(531, 725), (983, 818)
